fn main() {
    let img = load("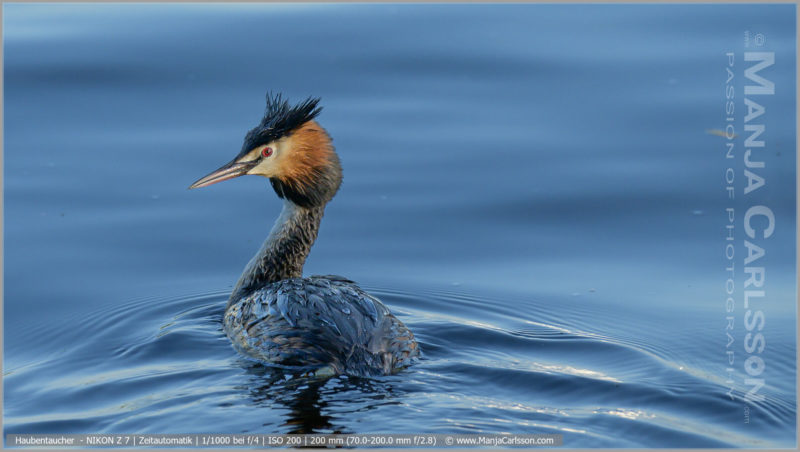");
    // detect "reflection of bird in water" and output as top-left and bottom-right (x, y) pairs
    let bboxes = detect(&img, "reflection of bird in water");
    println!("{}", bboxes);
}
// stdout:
(244, 365), (397, 434)
(191, 93), (419, 377)
(246, 369), (336, 434)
